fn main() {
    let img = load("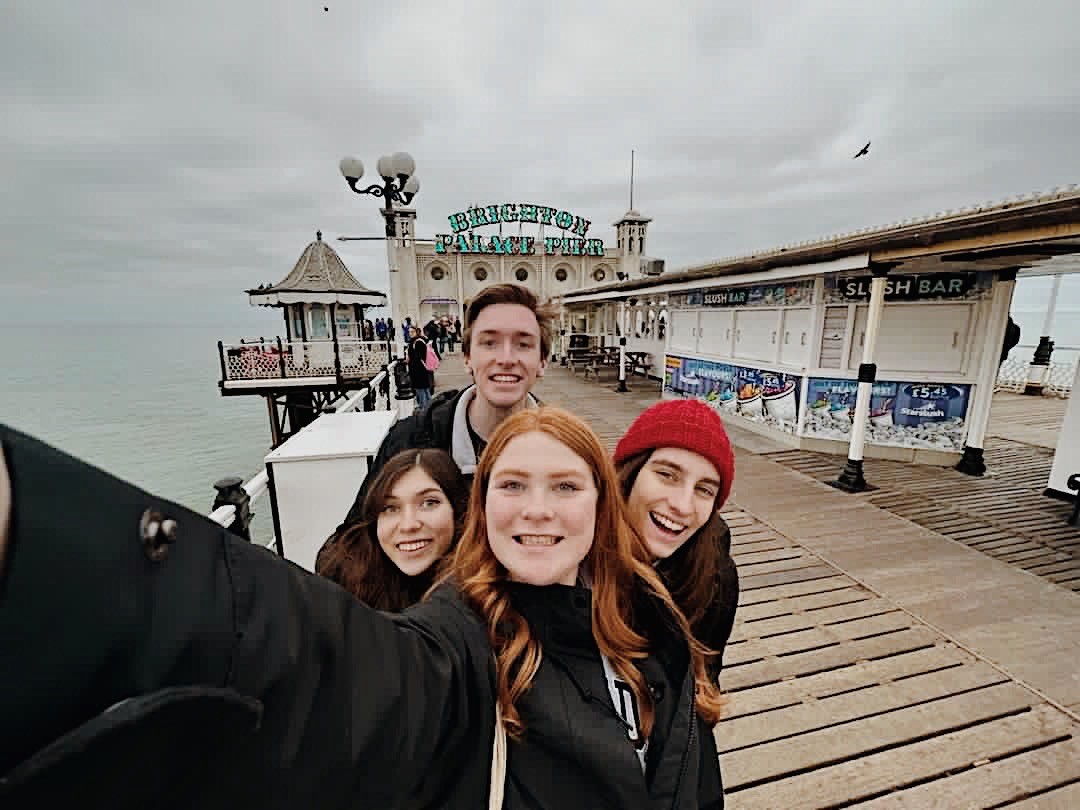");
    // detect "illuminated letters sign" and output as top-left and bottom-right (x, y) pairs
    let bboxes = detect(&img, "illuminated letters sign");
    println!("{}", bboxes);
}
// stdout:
(434, 203), (606, 257)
